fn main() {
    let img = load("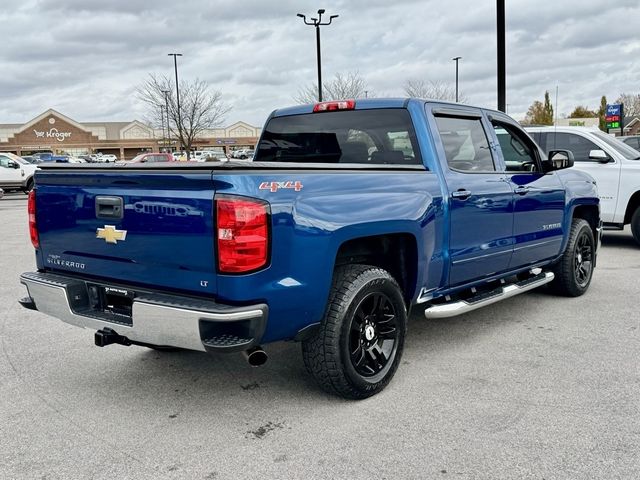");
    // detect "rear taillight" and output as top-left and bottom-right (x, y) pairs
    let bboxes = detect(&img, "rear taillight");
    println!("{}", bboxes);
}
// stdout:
(28, 190), (39, 249)
(313, 99), (356, 112)
(216, 197), (269, 273)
